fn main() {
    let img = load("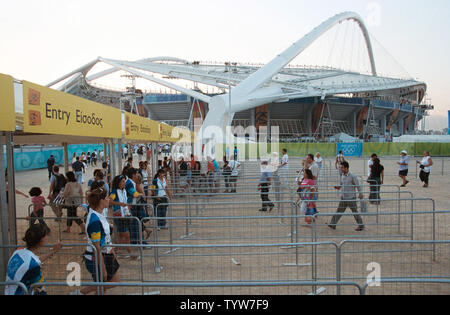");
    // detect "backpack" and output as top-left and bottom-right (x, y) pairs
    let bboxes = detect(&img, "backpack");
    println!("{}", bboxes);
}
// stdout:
(180, 161), (188, 176)
(53, 174), (67, 195)
(151, 178), (159, 197)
